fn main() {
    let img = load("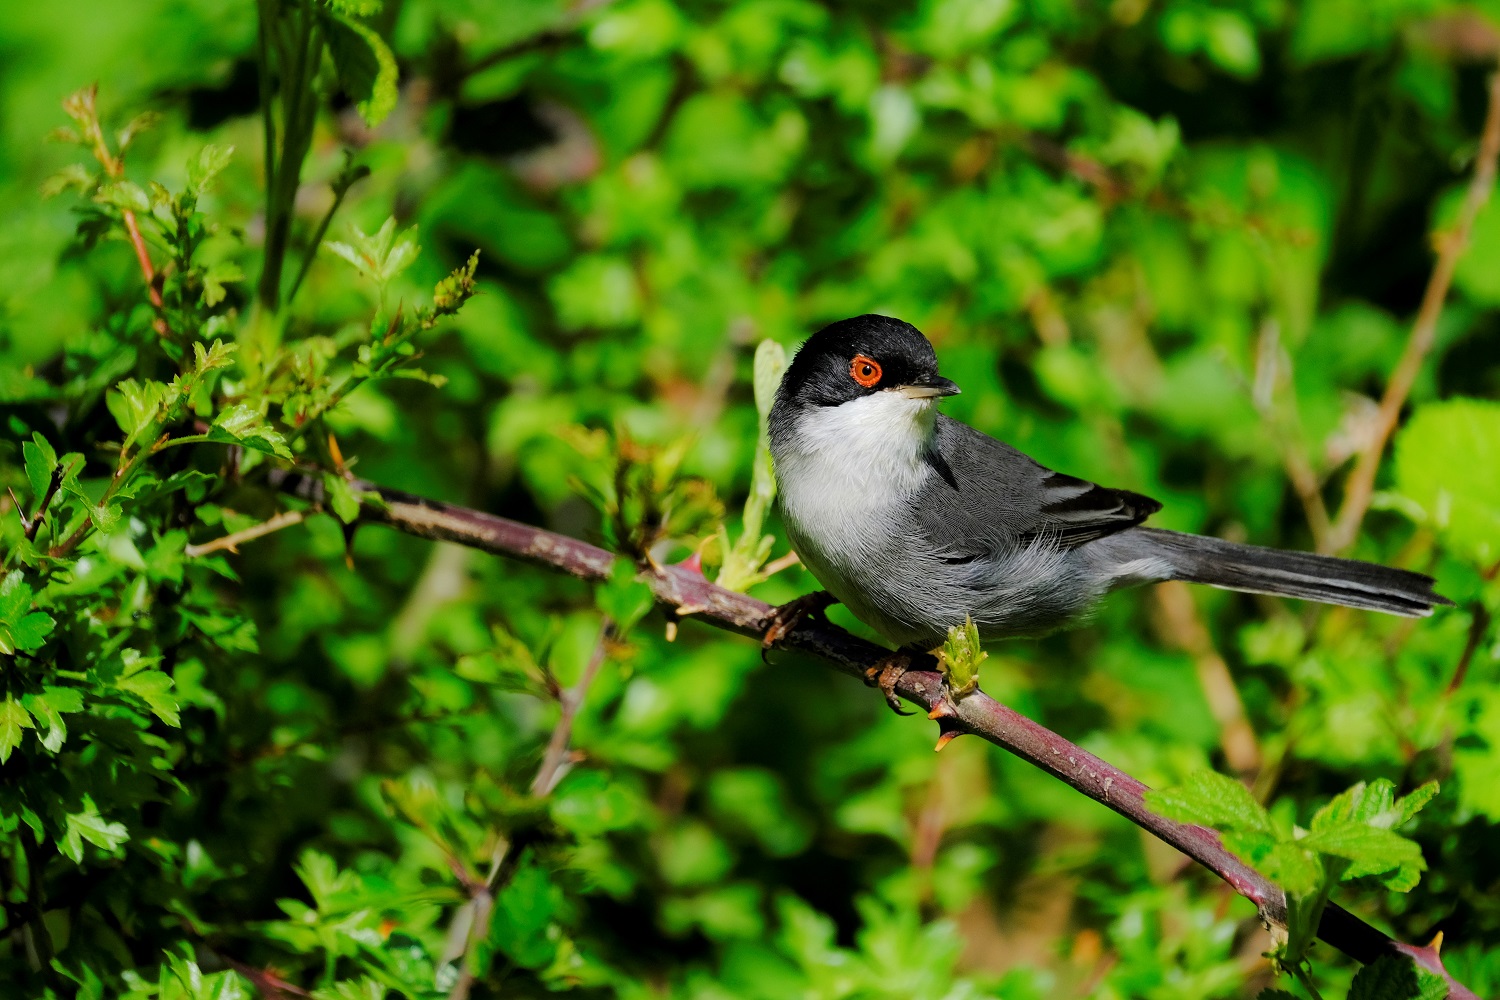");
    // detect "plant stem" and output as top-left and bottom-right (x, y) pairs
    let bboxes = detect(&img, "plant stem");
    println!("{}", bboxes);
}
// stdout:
(1328, 71), (1500, 554)
(267, 470), (1479, 998)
